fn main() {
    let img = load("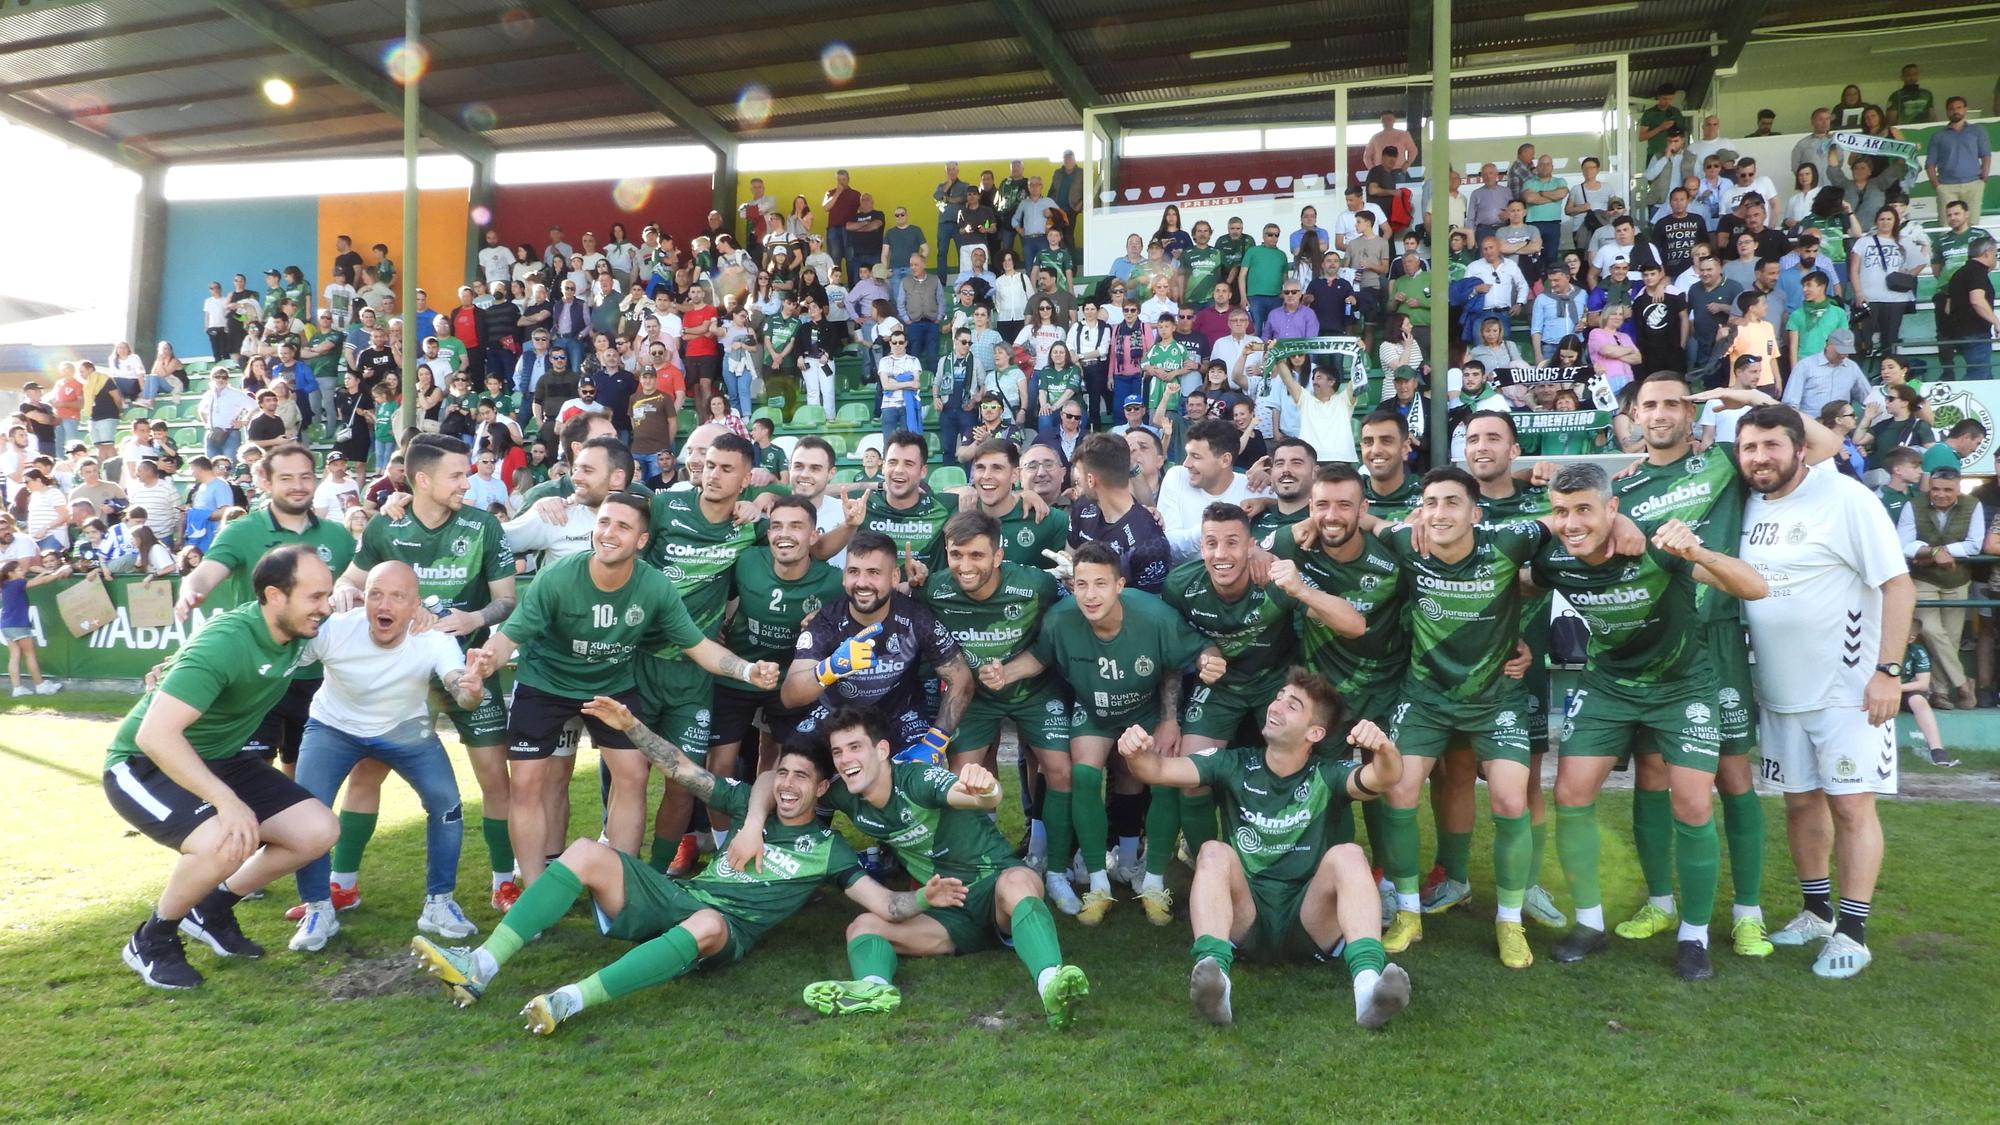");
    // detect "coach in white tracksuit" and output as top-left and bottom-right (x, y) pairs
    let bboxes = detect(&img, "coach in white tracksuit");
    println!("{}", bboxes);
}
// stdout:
(1734, 404), (1913, 981)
